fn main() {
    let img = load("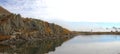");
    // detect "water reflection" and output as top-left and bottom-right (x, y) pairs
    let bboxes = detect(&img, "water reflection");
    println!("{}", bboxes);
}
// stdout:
(49, 35), (120, 54)
(1, 35), (120, 54)
(0, 37), (73, 54)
